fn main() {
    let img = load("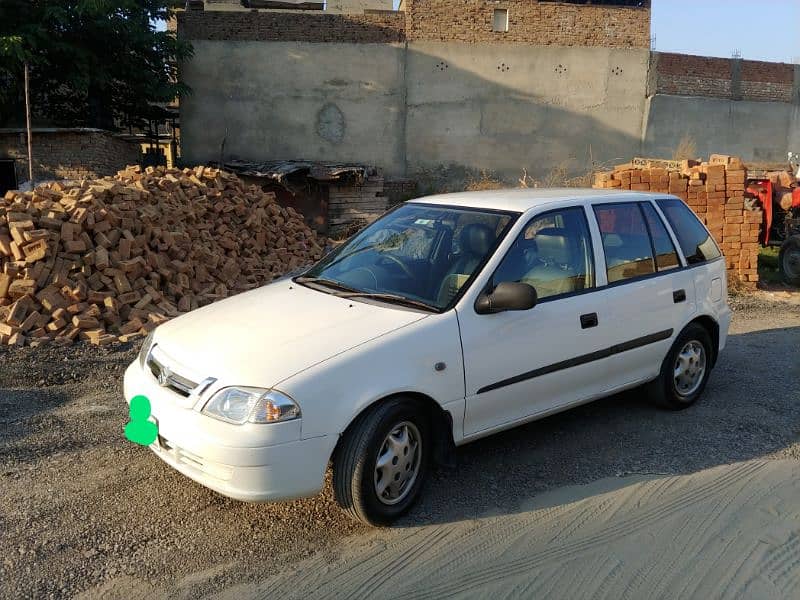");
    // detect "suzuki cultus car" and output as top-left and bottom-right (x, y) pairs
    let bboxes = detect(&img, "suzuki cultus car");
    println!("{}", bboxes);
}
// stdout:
(124, 189), (731, 525)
